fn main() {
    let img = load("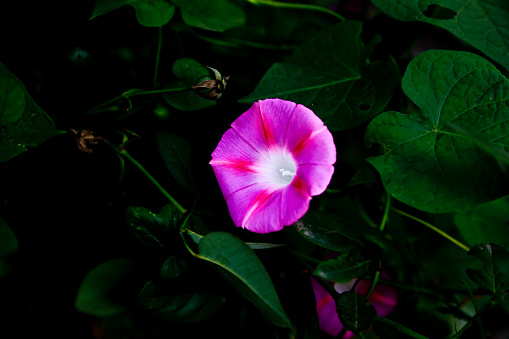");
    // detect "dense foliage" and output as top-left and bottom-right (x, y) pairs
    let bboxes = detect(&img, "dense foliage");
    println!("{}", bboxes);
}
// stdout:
(1, 0), (509, 338)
